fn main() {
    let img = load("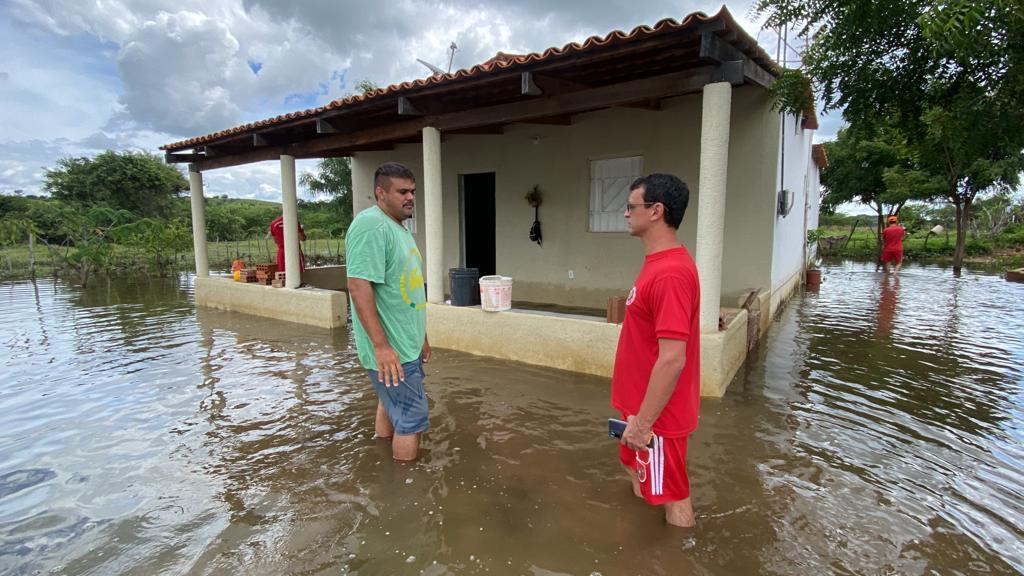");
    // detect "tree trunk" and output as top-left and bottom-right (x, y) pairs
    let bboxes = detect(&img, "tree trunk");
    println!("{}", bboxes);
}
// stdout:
(952, 199), (967, 272)
(875, 208), (884, 264)
(28, 230), (36, 278)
